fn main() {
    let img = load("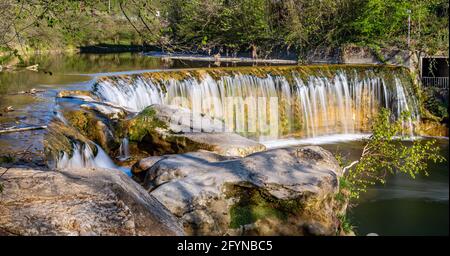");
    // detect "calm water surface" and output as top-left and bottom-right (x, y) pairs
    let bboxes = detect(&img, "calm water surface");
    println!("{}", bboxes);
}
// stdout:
(320, 139), (449, 236)
(0, 53), (447, 235)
